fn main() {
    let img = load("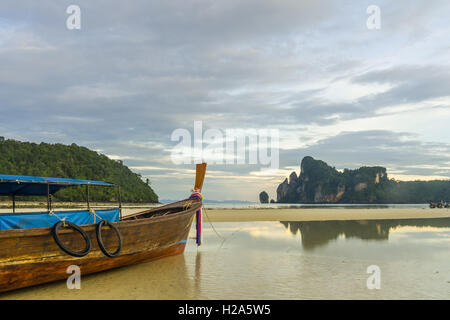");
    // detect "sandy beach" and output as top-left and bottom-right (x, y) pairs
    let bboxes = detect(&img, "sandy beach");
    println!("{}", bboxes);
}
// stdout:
(190, 208), (450, 222)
